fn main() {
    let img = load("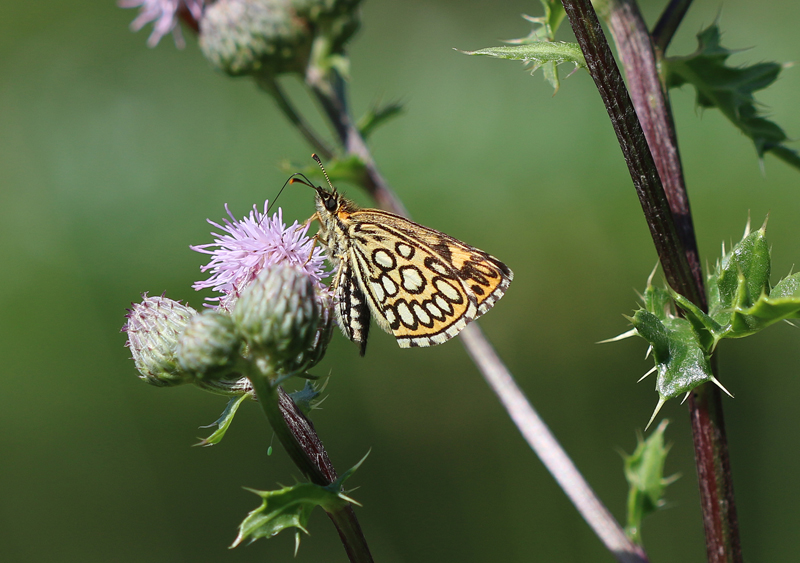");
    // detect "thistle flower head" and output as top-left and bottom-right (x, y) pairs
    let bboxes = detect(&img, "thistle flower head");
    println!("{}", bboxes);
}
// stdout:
(119, 0), (205, 48)
(191, 201), (328, 311)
